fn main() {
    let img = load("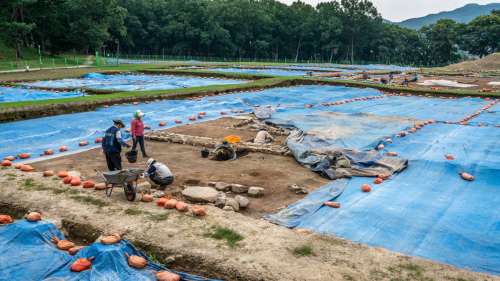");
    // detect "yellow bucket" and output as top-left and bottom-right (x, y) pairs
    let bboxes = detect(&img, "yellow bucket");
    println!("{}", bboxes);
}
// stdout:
(224, 135), (241, 144)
